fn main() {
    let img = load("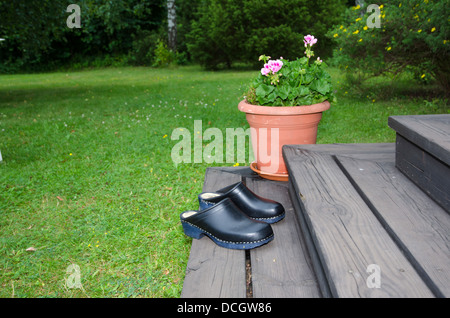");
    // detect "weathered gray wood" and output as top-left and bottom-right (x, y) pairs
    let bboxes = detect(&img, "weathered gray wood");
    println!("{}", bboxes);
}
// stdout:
(245, 178), (321, 298)
(288, 181), (333, 298)
(337, 156), (450, 297)
(284, 148), (435, 297)
(388, 115), (450, 165)
(284, 143), (395, 298)
(395, 134), (449, 213)
(283, 143), (395, 163)
(209, 165), (257, 179)
(181, 167), (246, 298)
(389, 115), (450, 212)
